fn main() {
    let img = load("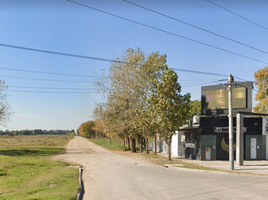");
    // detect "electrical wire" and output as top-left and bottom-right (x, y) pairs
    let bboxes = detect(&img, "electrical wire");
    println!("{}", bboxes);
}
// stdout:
(194, 84), (225, 101)
(206, 0), (268, 31)
(0, 43), (120, 63)
(66, 0), (267, 64)
(123, 0), (268, 55)
(0, 65), (247, 83)
(5, 90), (100, 94)
(179, 79), (218, 82)
(0, 66), (99, 78)
(0, 75), (94, 83)
(183, 81), (219, 88)
(8, 85), (97, 90)
(172, 68), (248, 81)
